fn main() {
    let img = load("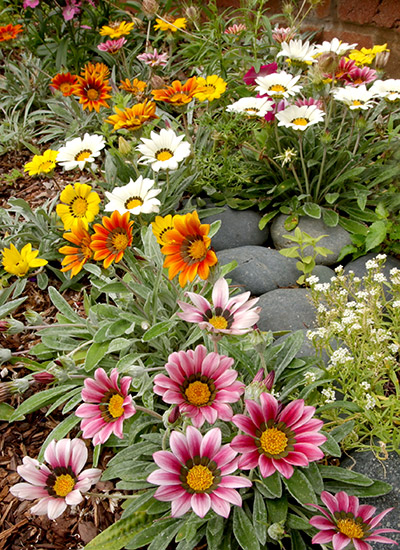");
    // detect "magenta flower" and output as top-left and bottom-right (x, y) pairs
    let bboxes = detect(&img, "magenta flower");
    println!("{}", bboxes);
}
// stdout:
(75, 368), (136, 445)
(295, 97), (324, 109)
(10, 439), (101, 520)
(137, 48), (169, 67)
(98, 37), (127, 53)
(147, 426), (252, 518)
(231, 393), (326, 479)
(63, 0), (81, 21)
(243, 62), (278, 86)
(23, 0), (39, 7)
(345, 66), (377, 86)
(177, 277), (260, 335)
(309, 490), (400, 549)
(153, 345), (244, 428)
